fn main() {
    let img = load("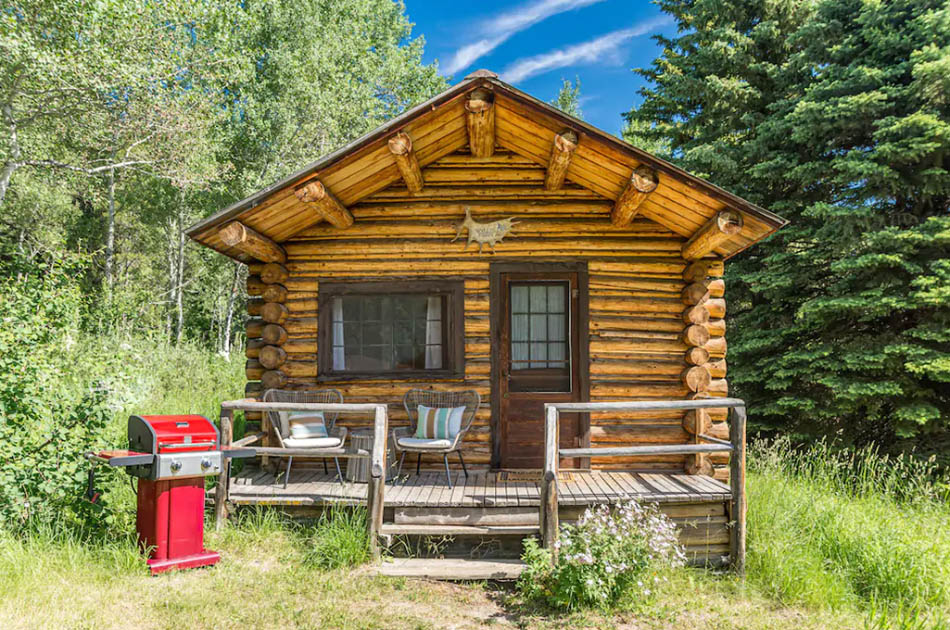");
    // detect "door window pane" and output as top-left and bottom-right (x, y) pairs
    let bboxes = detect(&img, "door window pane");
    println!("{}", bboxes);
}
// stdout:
(510, 282), (569, 370)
